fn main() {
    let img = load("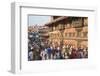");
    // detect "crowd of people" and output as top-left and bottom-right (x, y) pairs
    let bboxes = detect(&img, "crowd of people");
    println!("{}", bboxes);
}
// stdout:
(28, 32), (88, 61)
(28, 44), (88, 61)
